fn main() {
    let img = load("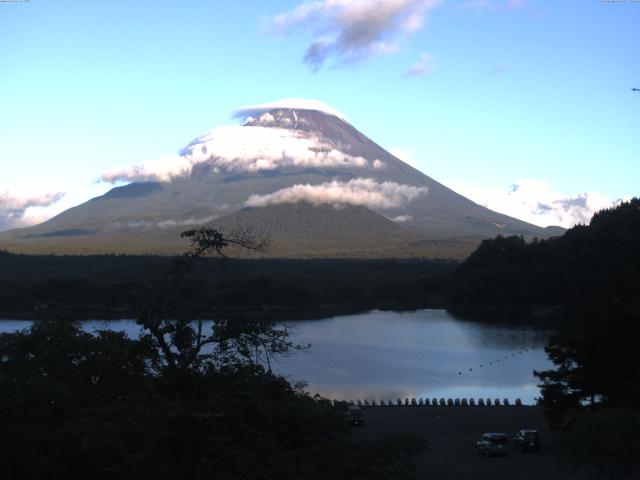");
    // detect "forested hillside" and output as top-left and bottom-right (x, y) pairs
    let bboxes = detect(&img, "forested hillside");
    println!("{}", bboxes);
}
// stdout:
(448, 198), (640, 307)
